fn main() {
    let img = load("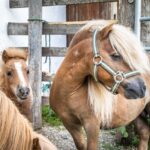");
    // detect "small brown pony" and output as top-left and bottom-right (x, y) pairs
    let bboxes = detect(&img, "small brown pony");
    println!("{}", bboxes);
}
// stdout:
(50, 20), (150, 150)
(0, 90), (57, 150)
(0, 48), (32, 121)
